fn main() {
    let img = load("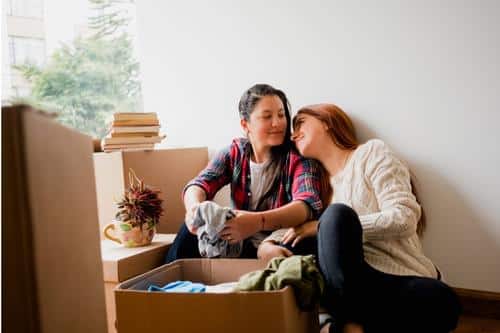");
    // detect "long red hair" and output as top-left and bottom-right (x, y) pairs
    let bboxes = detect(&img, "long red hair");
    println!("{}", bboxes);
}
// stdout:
(293, 103), (426, 235)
